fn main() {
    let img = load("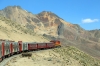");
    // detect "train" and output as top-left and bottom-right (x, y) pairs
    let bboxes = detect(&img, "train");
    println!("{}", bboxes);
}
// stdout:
(0, 39), (61, 62)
